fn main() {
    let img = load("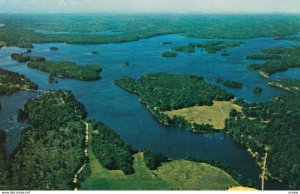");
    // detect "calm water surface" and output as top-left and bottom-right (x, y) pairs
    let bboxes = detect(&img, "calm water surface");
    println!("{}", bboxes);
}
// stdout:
(0, 34), (298, 189)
